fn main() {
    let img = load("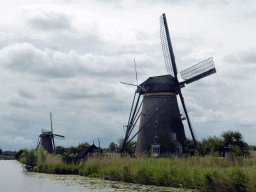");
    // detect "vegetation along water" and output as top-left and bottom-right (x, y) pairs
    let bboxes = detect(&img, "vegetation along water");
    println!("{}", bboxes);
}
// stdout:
(13, 131), (256, 192)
